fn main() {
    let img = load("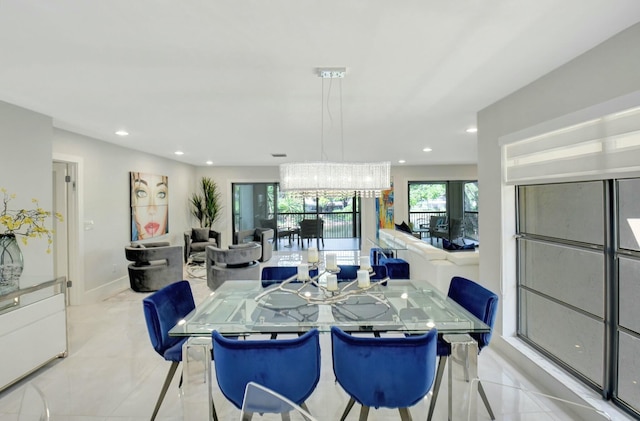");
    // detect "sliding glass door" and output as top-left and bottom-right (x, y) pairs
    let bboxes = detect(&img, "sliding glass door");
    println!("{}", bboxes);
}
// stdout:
(232, 182), (361, 250)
